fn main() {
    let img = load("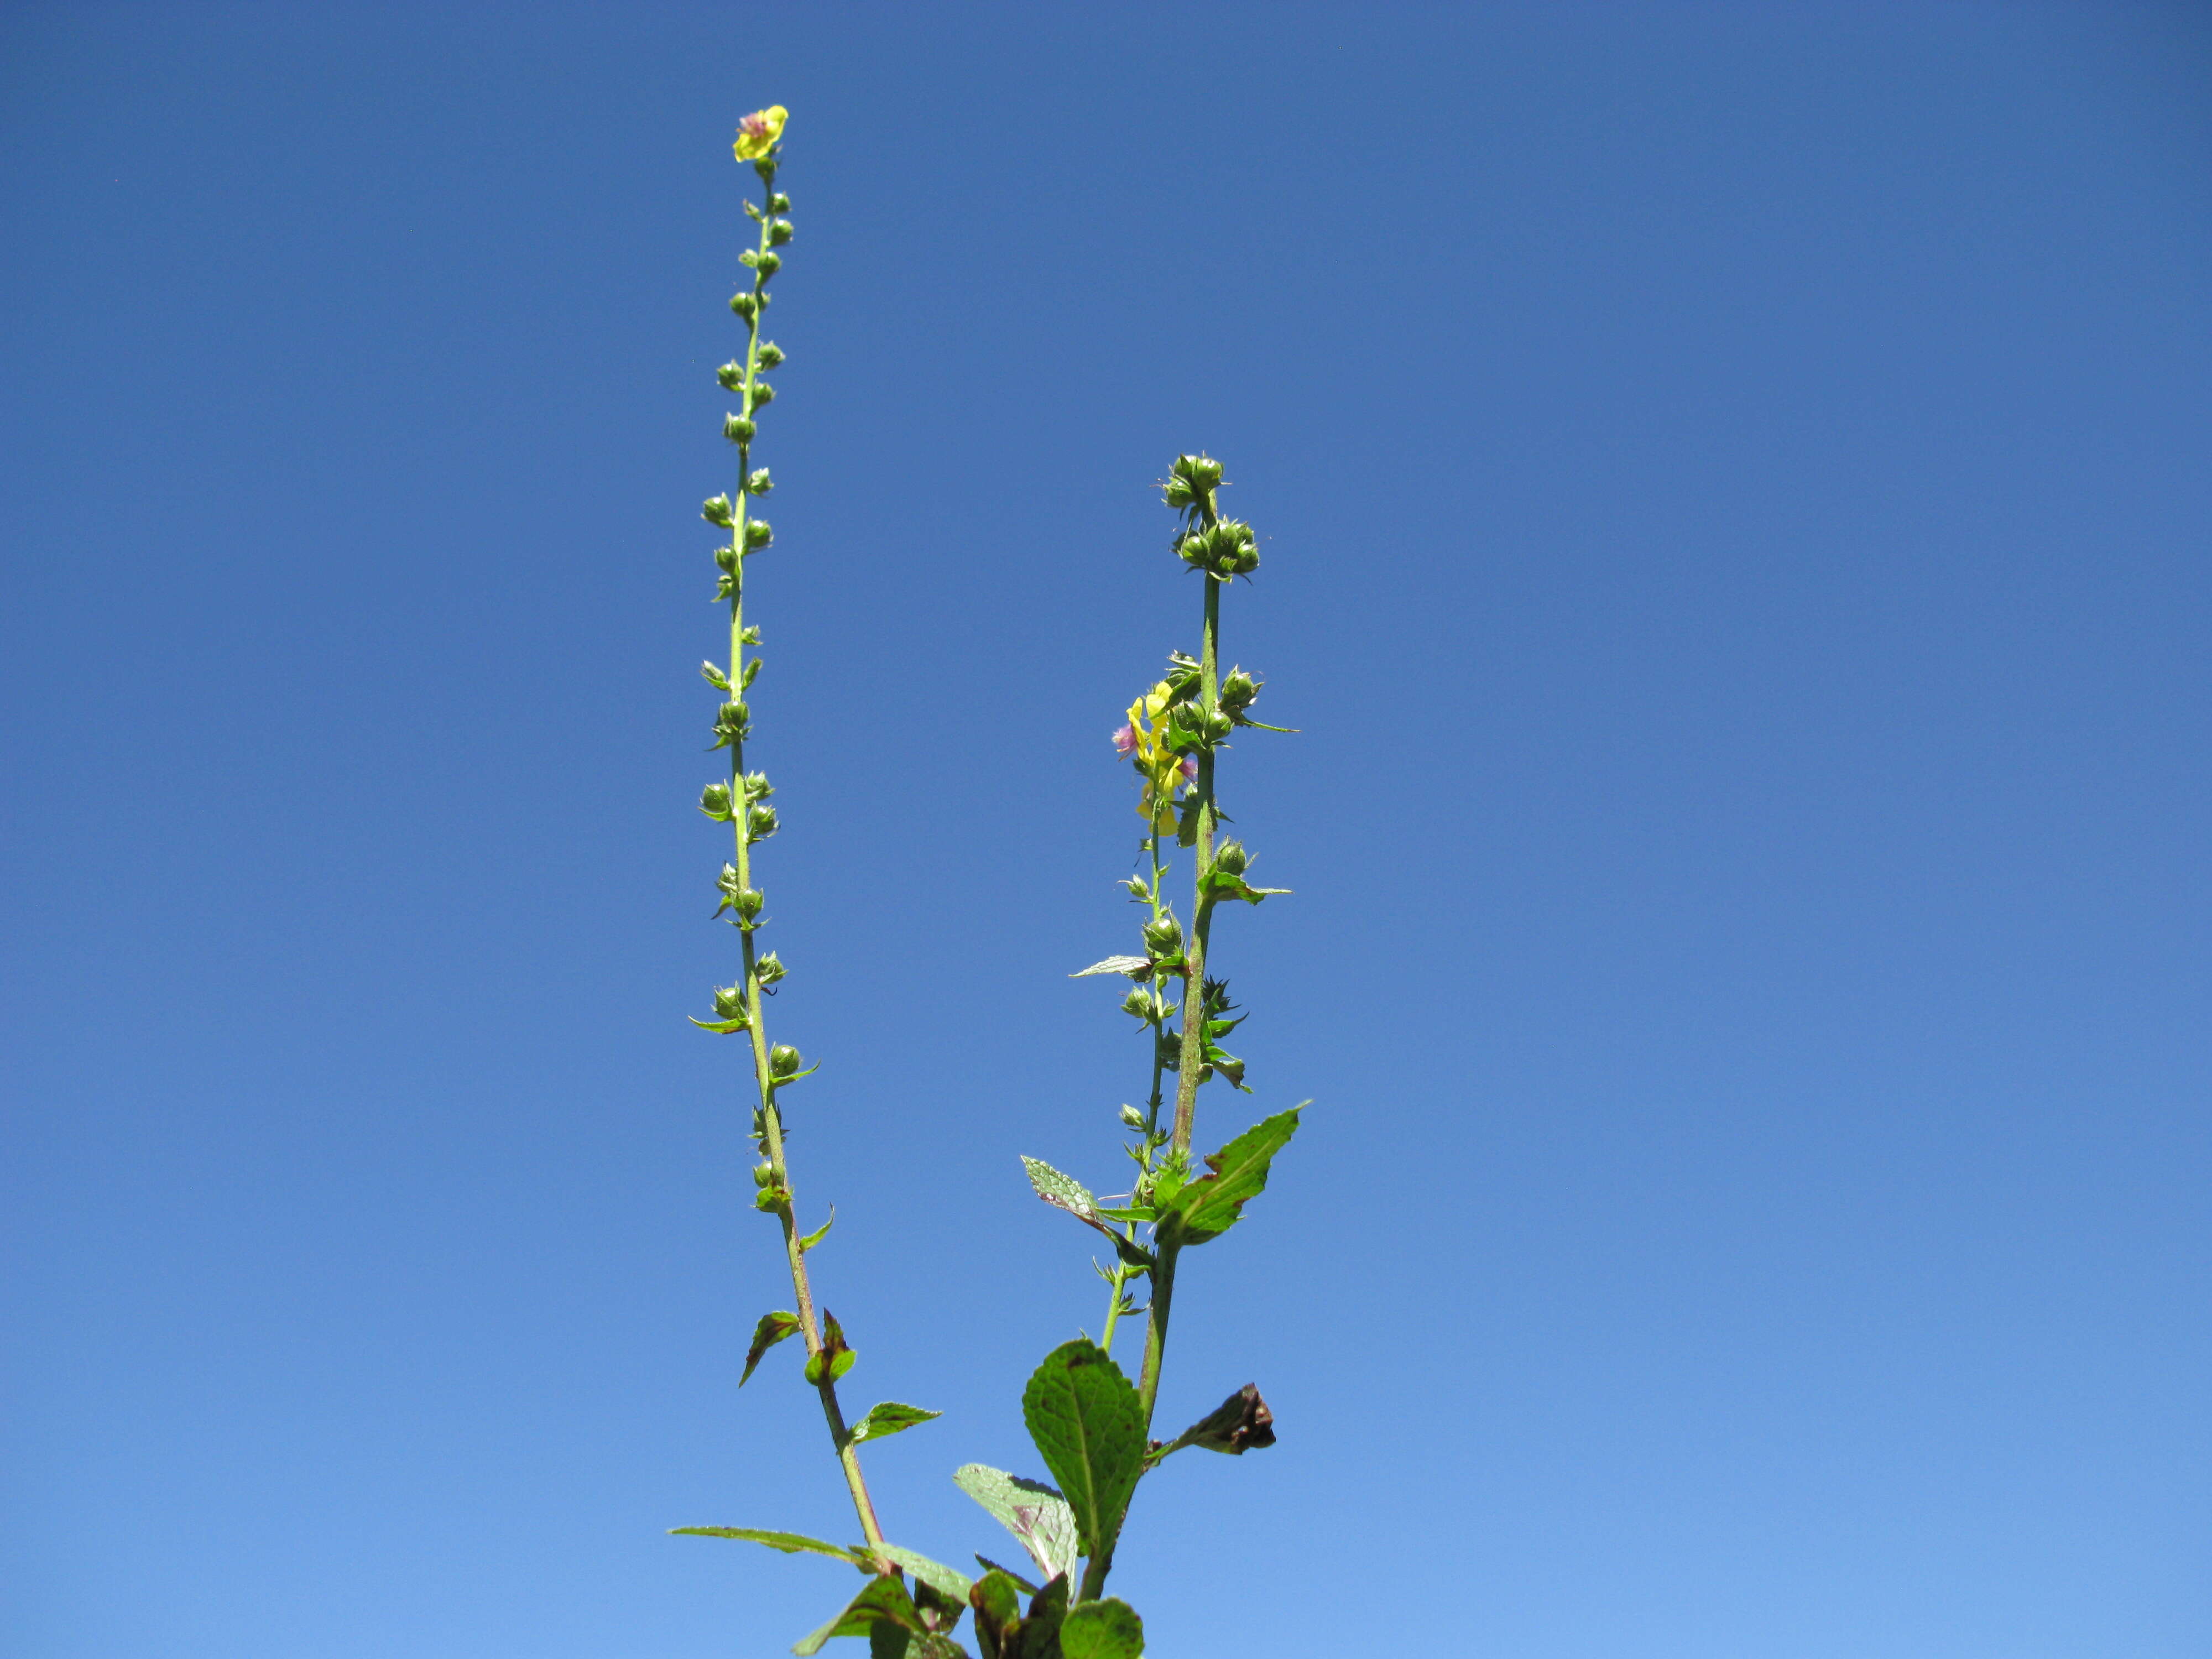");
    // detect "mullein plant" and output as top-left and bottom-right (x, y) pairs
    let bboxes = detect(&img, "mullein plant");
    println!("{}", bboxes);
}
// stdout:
(675, 107), (1303, 1659)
